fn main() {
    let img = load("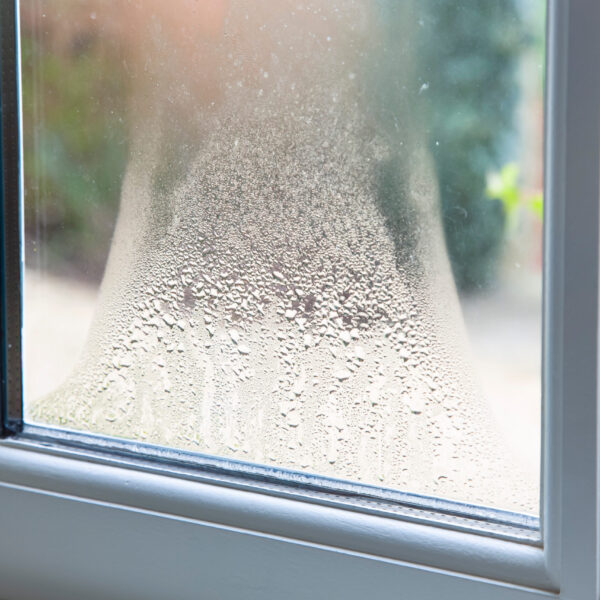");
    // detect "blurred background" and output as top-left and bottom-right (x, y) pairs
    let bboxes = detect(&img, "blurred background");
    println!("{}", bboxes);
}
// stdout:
(21, 0), (545, 473)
